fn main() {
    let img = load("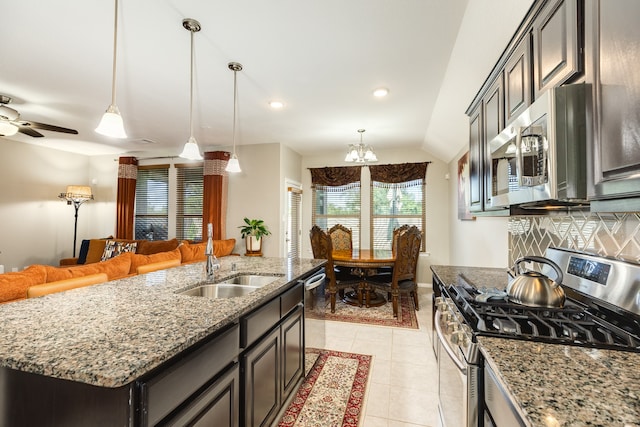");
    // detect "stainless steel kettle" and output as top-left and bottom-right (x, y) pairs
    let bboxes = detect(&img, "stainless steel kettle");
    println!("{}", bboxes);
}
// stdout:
(507, 256), (565, 308)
